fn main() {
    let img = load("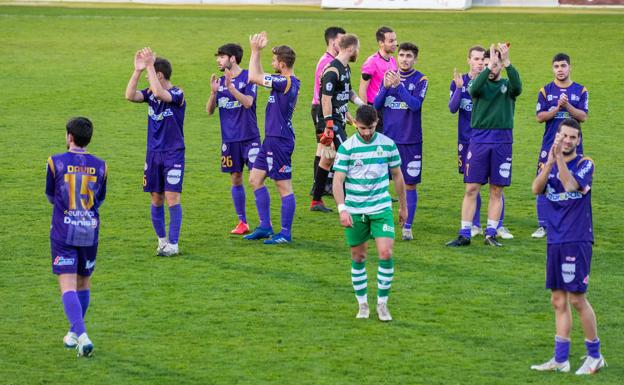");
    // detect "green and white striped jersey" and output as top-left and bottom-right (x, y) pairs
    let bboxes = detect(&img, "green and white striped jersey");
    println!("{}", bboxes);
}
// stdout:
(333, 132), (401, 214)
